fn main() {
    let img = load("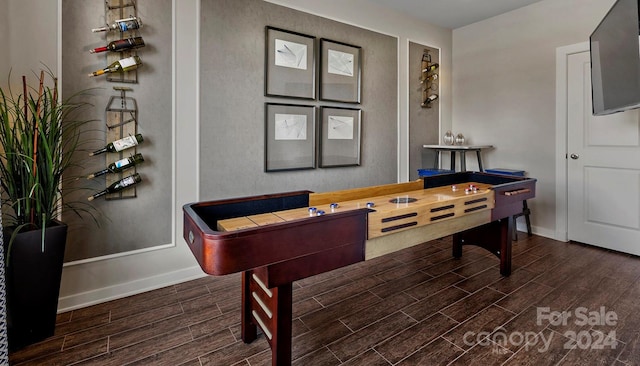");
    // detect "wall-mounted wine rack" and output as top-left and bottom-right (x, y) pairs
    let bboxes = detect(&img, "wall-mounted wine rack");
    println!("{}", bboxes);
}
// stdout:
(420, 49), (439, 108)
(105, 86), (139, 199)
(90, 0), (145, 200)
(105, 0), (140, 83)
